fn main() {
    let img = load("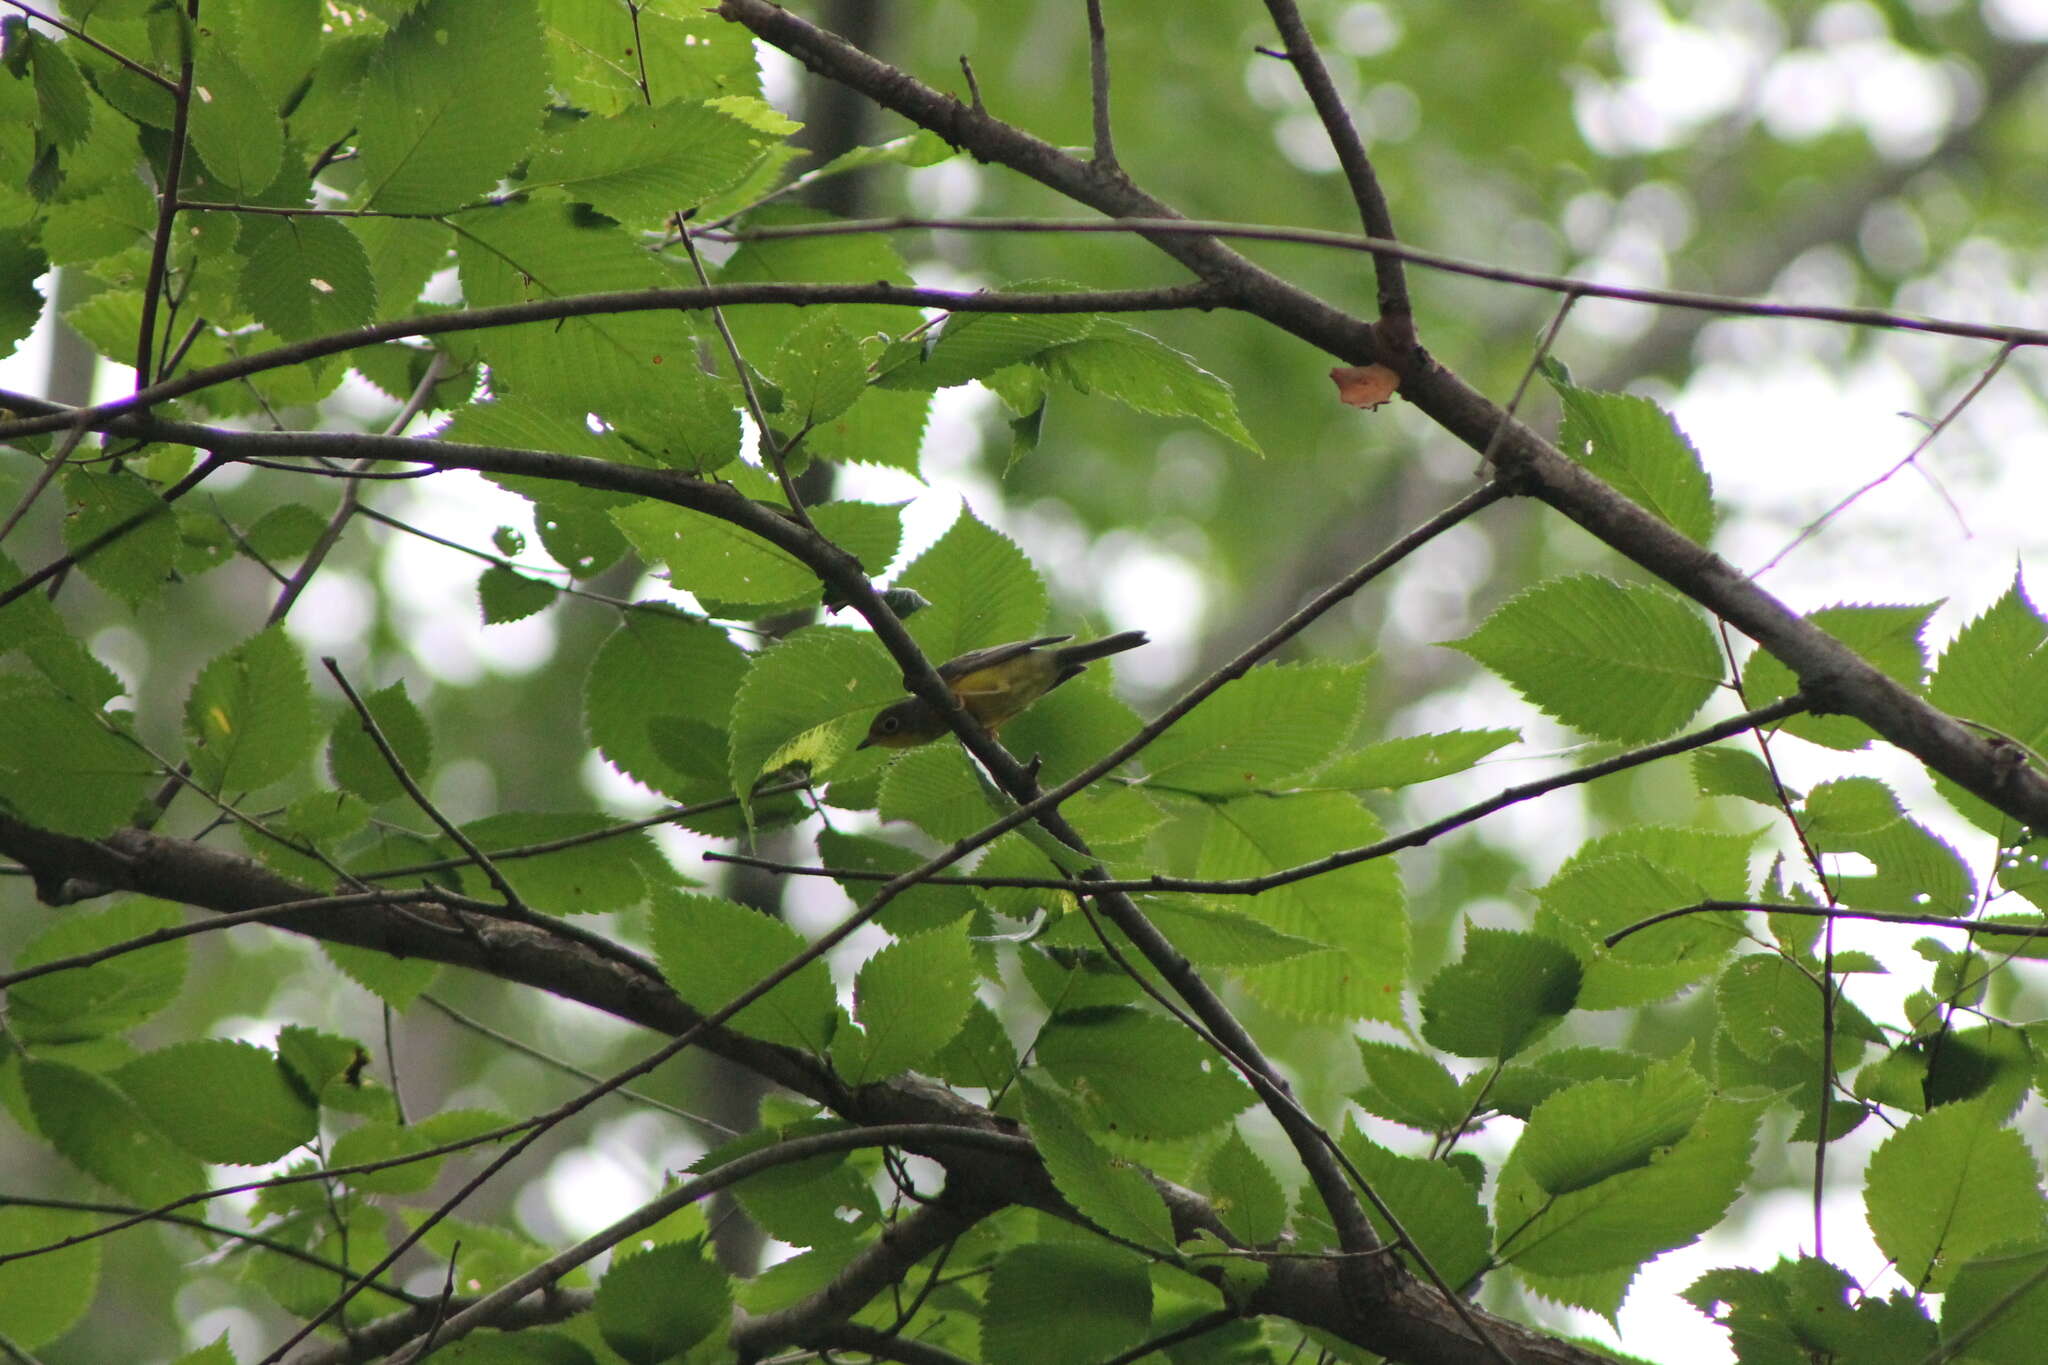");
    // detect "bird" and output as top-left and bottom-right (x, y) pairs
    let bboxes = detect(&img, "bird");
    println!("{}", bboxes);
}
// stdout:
(859, 631), (1149, 750)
